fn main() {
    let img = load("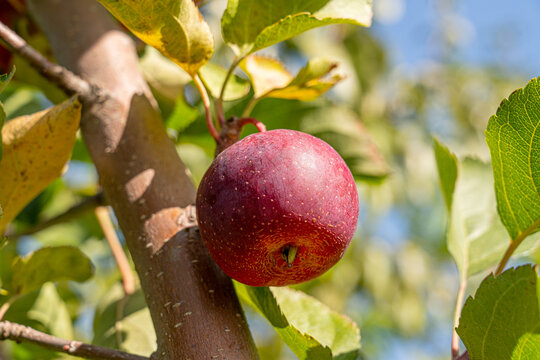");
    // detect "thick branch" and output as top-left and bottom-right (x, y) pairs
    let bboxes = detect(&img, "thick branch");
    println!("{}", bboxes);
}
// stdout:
(0, 21), (93, 100)
(0, 321), (147, 360)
